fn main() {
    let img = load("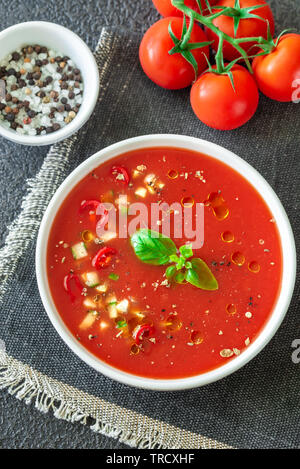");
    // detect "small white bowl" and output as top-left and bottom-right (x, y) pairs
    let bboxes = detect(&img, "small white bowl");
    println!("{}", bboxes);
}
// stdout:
(0, 21), (99, 146)
(36, 135), (296, 391)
